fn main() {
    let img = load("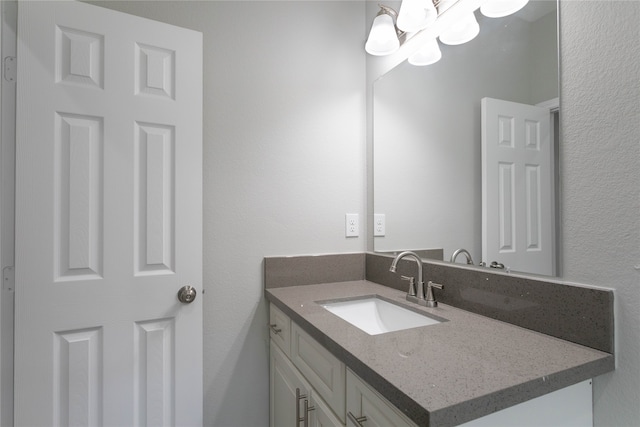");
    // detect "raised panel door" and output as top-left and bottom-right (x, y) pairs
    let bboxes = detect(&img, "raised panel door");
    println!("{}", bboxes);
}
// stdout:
(14, 2), (202, 425)
(271, 342), (313, 427)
